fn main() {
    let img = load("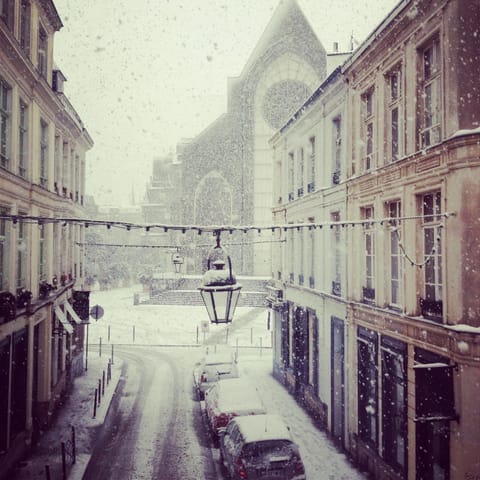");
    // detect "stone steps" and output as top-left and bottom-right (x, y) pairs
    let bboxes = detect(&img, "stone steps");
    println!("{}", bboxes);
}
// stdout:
(144, 289), (267, 307)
